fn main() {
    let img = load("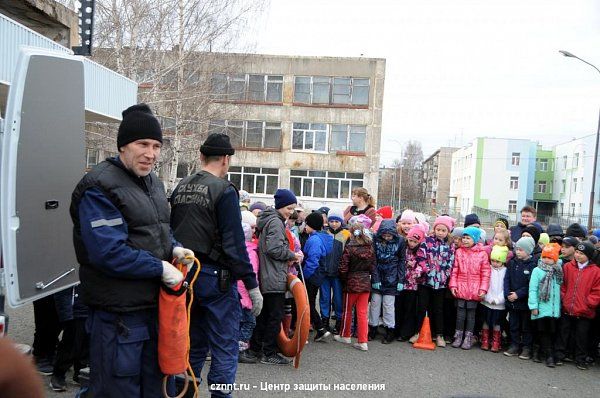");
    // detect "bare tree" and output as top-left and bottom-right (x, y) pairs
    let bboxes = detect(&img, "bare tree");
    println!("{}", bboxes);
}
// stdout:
(399, 140), (425, 203)
(90, 0), (265, 190)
